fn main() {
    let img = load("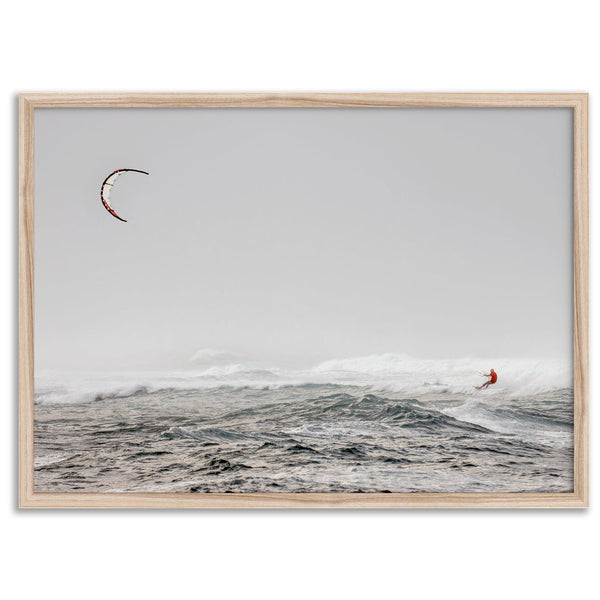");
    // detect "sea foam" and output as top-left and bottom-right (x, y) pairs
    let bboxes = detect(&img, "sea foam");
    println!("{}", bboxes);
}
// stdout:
(34, 353), (572, 405)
